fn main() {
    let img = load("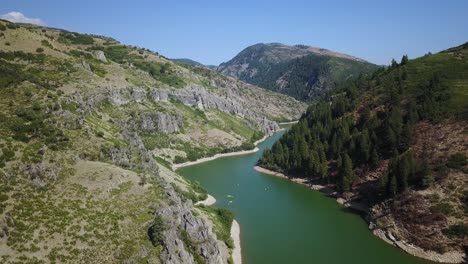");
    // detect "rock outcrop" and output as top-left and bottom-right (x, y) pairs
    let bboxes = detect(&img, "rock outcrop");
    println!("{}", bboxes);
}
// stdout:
(136, 112), (183, 134)
(93, 50), (107, 63)
(23, 162), (58, 188)
(159, 185), (224, 264)
(65, 85), (282, 136)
